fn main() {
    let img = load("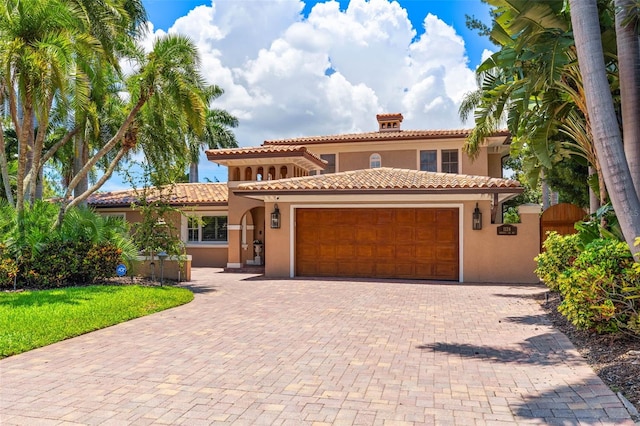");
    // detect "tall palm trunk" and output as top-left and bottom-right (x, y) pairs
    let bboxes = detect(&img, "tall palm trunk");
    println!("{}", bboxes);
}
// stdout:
(615, 0), (640, 195)
(73, 134), (89, 206)
(189, 162), (199, 183)
(570, 0), (640, 256)
(0, 125), (14, 205)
